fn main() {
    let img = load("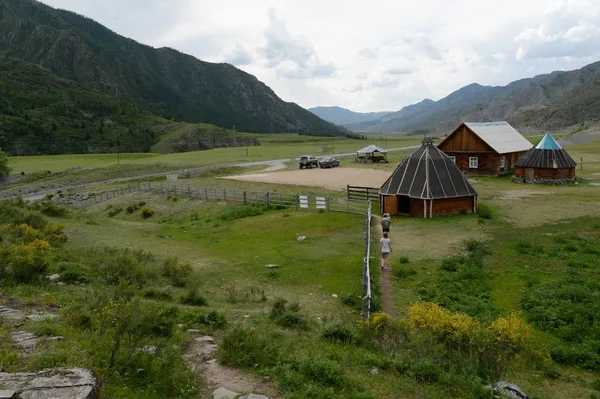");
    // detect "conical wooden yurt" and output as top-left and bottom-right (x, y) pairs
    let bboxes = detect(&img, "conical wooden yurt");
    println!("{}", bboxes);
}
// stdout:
(513, 133), (577, 184)
(379, 138), (478, 218)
